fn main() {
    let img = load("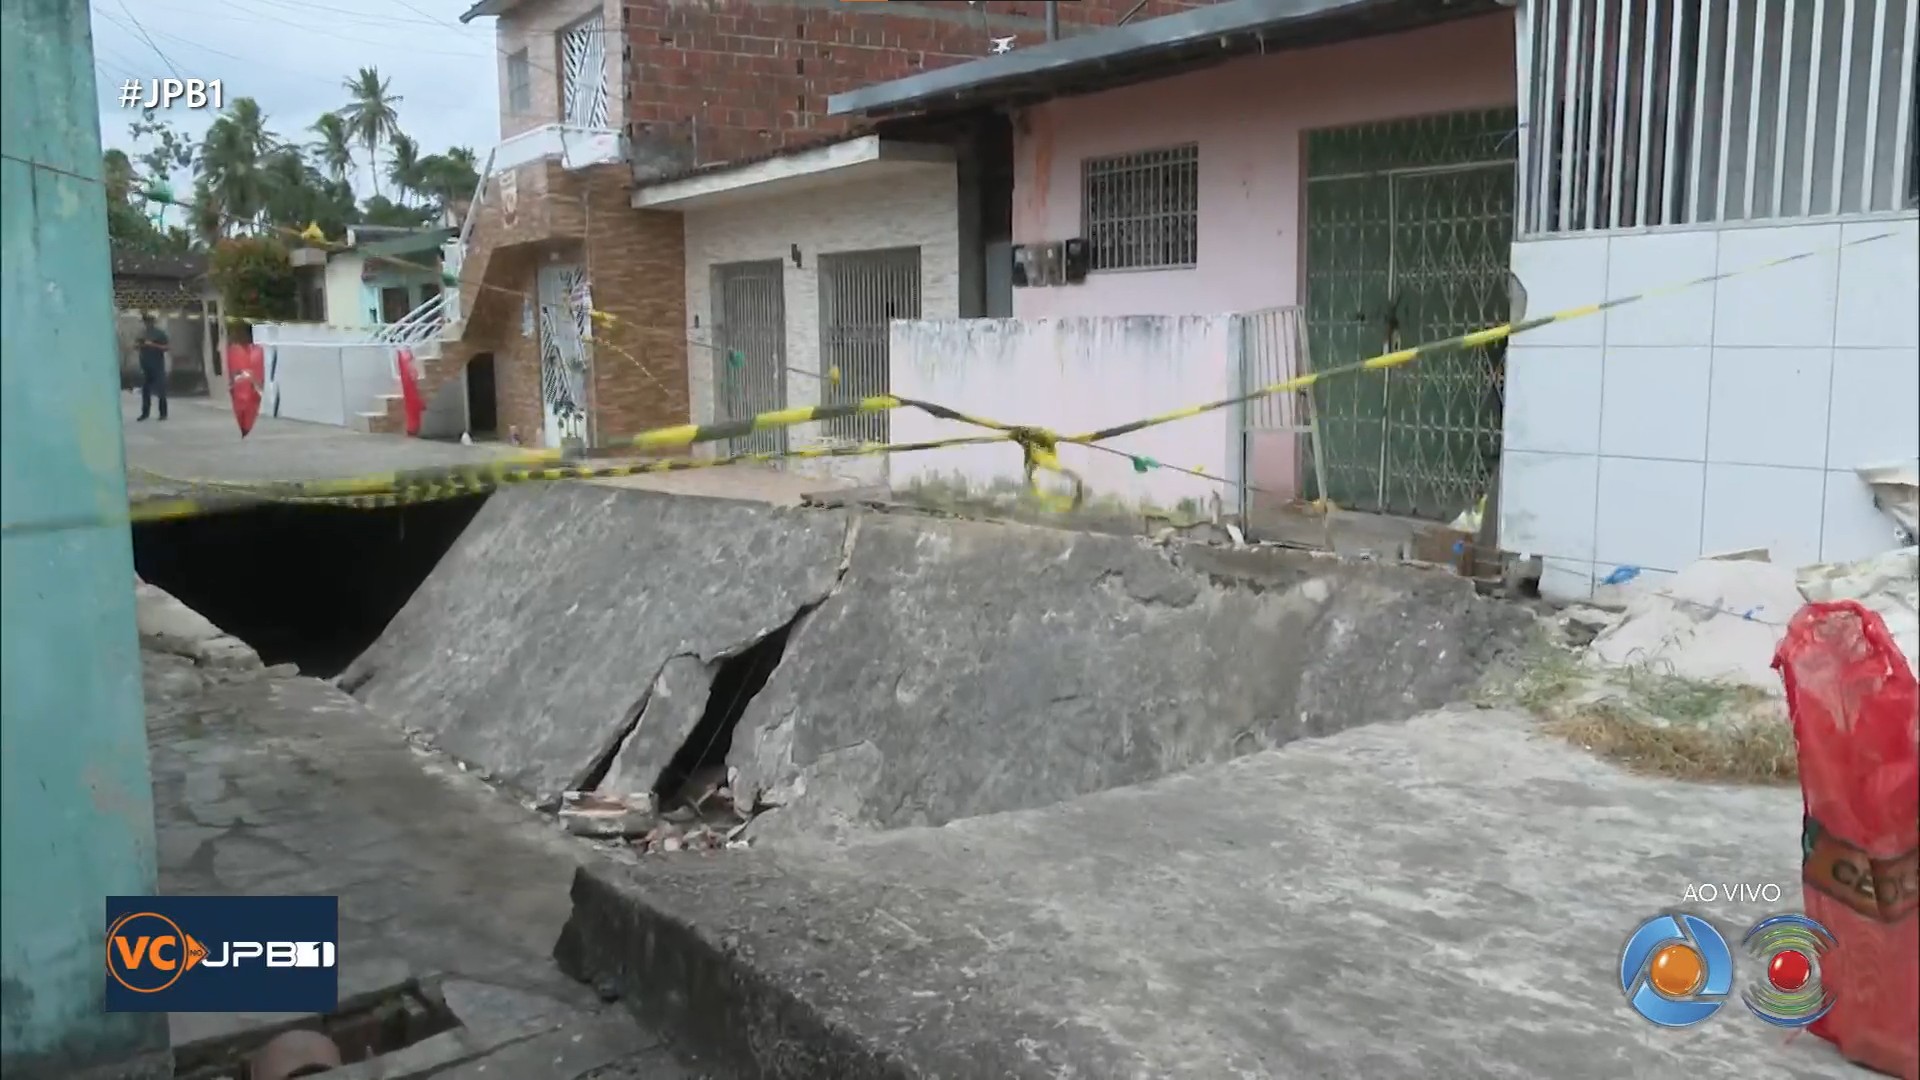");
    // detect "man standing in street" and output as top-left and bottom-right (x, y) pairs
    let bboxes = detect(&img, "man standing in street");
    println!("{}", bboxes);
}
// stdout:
(135, 311), (170, 421)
